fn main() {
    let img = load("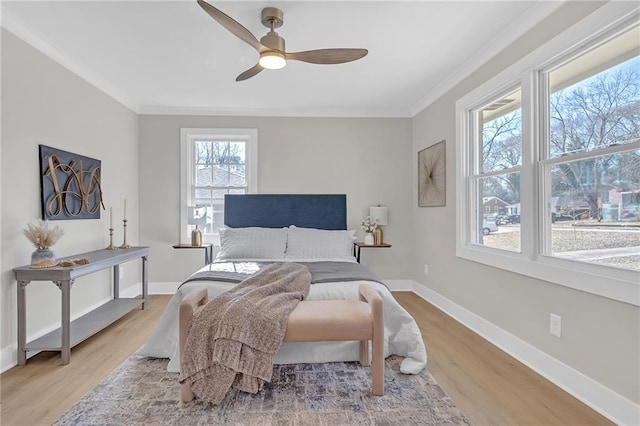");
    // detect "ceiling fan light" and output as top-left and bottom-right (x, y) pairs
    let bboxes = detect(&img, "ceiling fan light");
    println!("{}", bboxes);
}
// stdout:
(259, 51), (286, 70)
